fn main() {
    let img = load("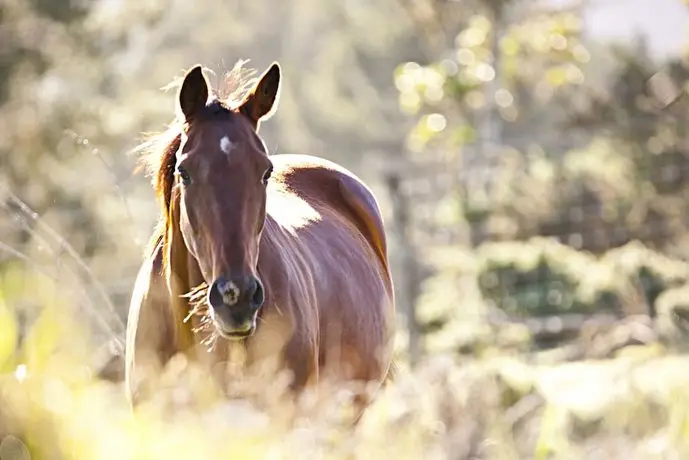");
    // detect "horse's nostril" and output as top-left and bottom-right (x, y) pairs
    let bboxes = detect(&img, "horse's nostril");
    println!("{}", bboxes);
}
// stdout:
(250, 278), (264, 309)
(208, 279), (223, 309)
